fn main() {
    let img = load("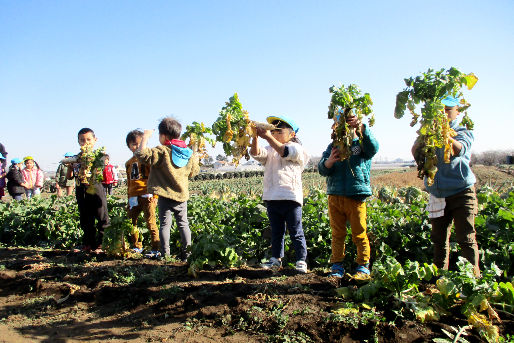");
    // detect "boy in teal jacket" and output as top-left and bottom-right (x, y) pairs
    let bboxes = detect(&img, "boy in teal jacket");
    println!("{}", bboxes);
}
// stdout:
(318, 114), (379, 278)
